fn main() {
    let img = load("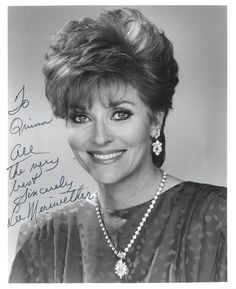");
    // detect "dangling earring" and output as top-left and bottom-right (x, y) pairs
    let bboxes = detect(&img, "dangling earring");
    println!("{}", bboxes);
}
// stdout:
(152, 129), (162, 156)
